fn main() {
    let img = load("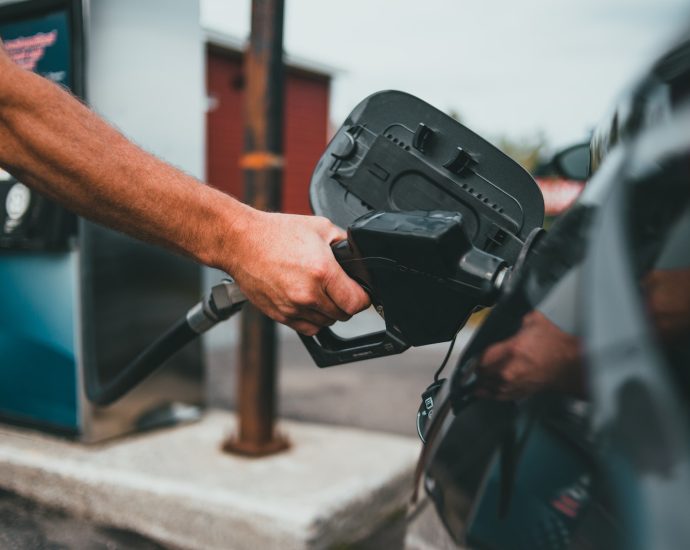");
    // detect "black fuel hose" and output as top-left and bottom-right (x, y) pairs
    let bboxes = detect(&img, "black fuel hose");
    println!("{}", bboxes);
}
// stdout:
(86, 279), (247, 406)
